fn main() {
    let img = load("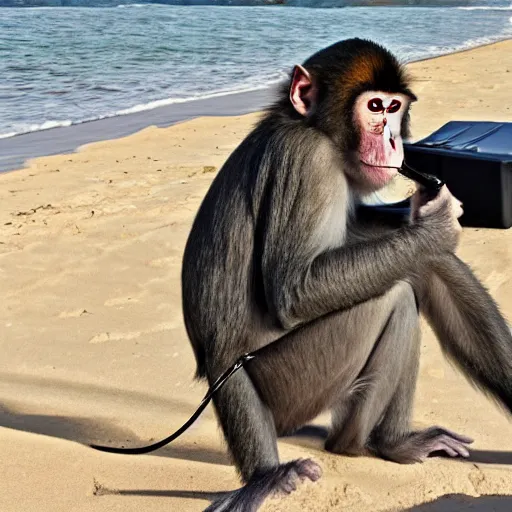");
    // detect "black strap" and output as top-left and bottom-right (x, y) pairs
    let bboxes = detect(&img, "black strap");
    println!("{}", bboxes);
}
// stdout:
(89, 352), (255, 455)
